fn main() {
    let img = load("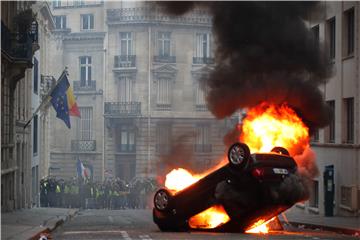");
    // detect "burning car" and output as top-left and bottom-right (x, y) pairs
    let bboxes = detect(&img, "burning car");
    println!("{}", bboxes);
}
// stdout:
(153, 142), (299, 232)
